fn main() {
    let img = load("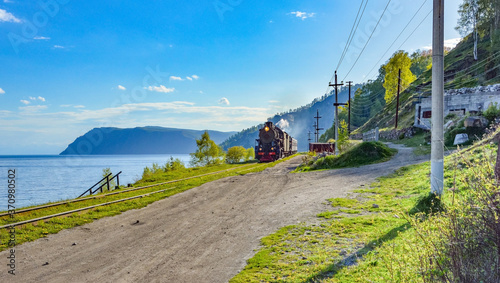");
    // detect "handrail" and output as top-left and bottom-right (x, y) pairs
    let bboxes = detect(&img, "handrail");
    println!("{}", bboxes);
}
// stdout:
(78, 171), (122, 198)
